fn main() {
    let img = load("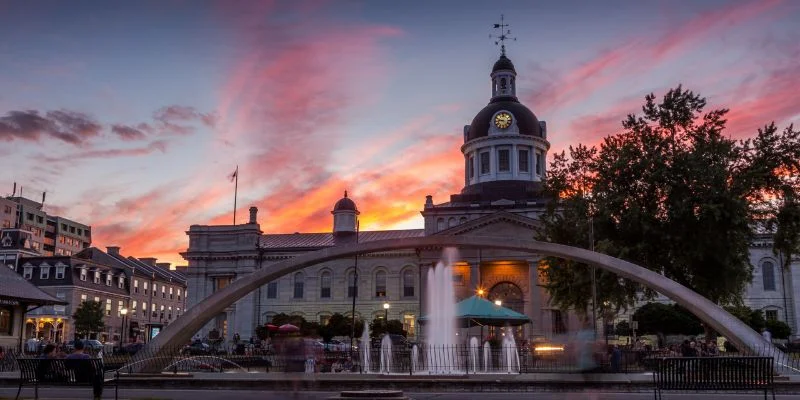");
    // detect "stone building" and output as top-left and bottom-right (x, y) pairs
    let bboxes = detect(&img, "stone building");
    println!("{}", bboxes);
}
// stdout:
(184, 50), (573, 342)
(2, 195), (91, 257)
